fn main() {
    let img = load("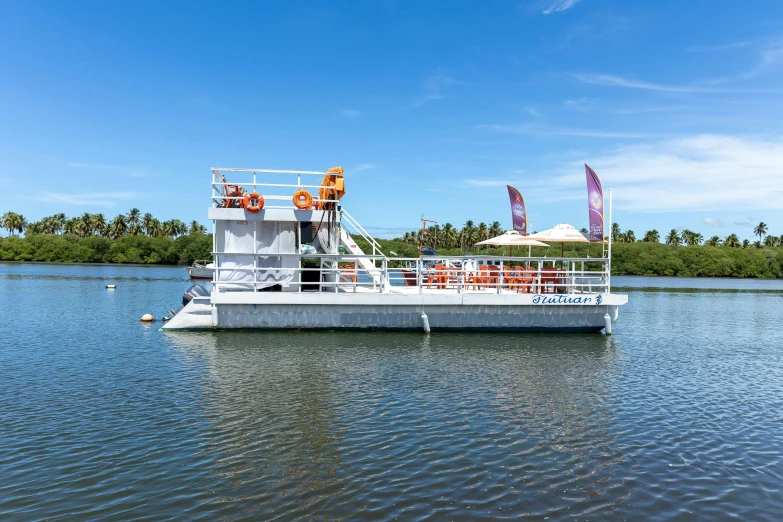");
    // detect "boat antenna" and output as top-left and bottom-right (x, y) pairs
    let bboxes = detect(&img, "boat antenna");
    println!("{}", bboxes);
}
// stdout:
(419, 216), (438, 258)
